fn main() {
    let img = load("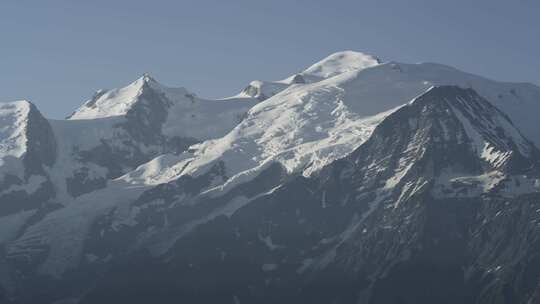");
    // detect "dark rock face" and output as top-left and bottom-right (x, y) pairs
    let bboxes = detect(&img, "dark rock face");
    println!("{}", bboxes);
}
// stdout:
(242, 84), (260, 98)
(3, 87), (540, 304)
(120, 80), (172, 145)
(116, 80), (199, 161)
(23, 103), (57, 178)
